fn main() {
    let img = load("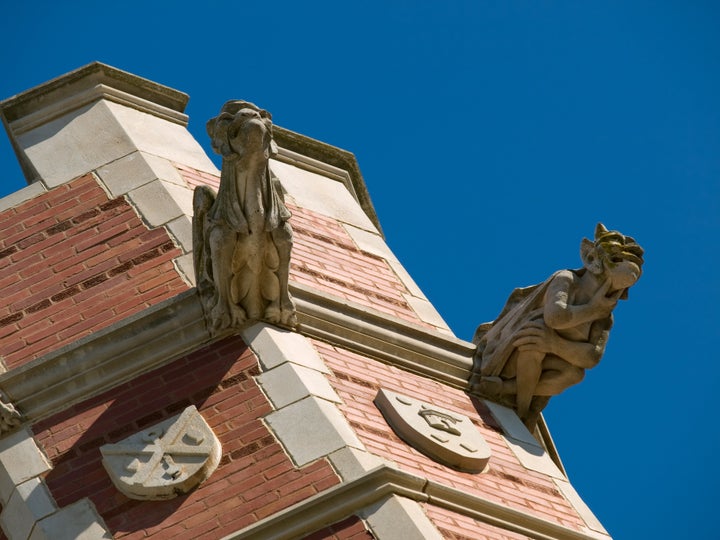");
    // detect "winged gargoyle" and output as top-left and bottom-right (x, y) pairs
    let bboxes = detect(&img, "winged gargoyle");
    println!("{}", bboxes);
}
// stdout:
(470, 224), (644, 430)
(193, 101), (296, 335)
